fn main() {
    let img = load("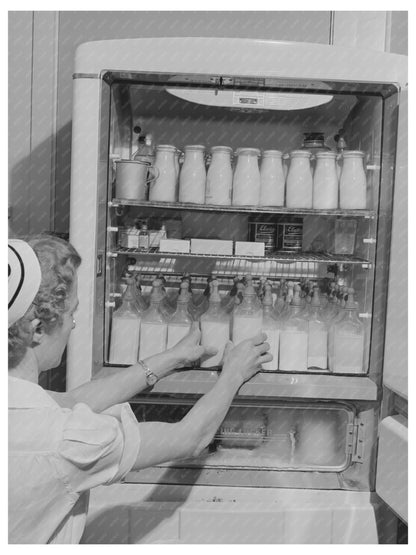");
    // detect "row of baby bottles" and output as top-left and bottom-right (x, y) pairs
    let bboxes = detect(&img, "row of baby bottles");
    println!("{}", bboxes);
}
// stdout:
(108, 273), (365, 374)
